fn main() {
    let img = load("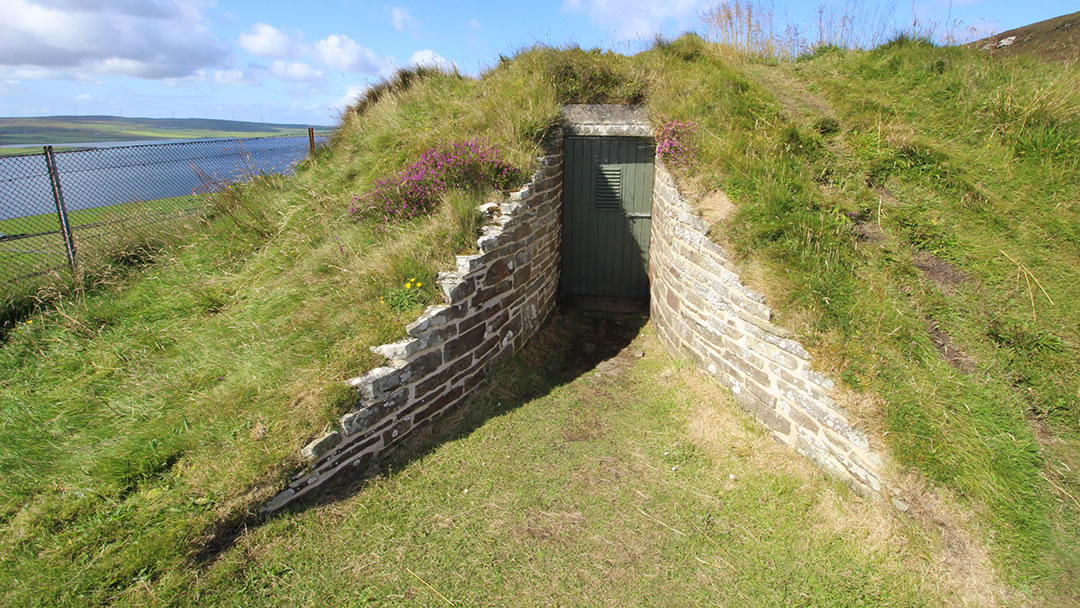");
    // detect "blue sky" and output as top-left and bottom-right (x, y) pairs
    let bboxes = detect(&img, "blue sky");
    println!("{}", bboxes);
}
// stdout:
(0, 1), (1074, 126)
